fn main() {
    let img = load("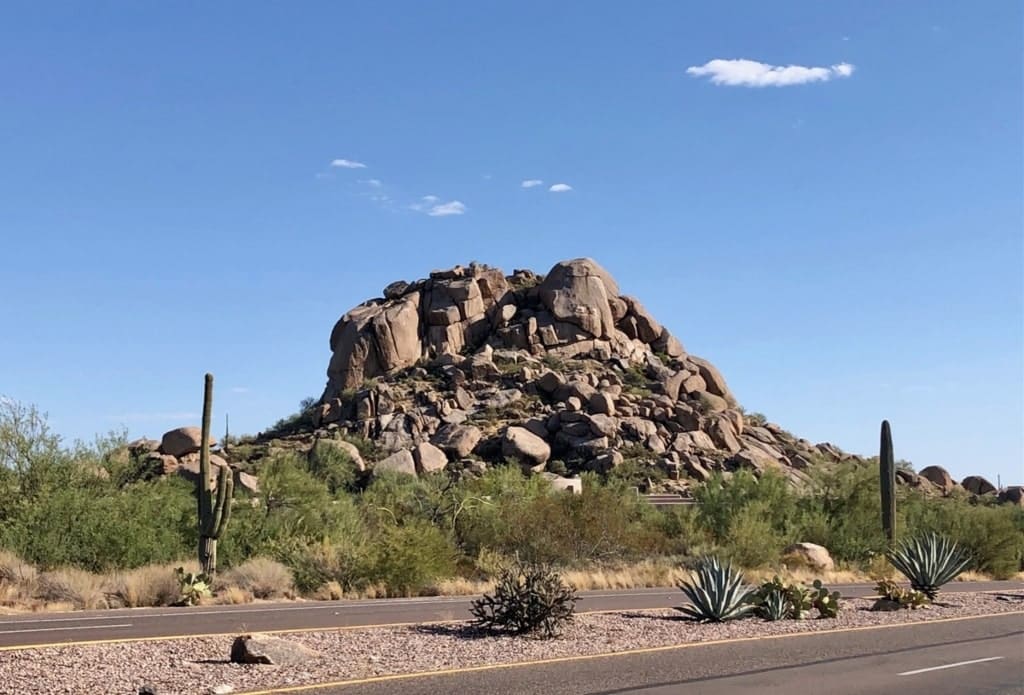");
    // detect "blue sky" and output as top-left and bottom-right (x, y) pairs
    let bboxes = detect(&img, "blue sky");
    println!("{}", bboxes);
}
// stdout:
(1, 2), (1021, 484)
